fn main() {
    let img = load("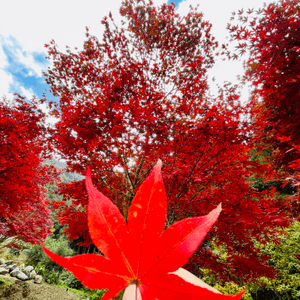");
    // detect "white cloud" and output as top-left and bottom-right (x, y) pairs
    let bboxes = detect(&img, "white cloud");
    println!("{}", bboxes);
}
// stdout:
(0, 0), (275, 103)
(0, 0), (168, 99)
(35, 102), (59, 129)
(0, 70), (13, 99)
(19, 86), (35, 100)
(15, 49), (46, 77)
(0, 71), (13, 99)
(0, 0), (166, 53)
(0, 35), (47, 77)
(0, 42), (13, 98)
(177, 0), (272, 41)
(176, 0), (274, 101)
